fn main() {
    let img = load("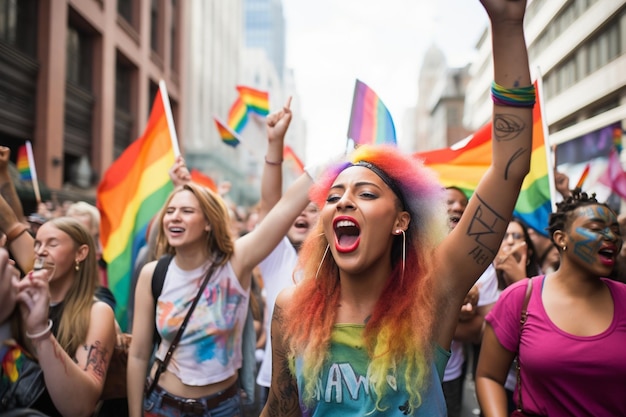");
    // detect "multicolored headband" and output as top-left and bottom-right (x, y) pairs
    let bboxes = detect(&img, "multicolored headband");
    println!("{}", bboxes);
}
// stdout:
(353, 160), (407, 210)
